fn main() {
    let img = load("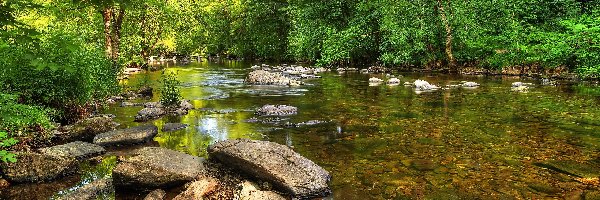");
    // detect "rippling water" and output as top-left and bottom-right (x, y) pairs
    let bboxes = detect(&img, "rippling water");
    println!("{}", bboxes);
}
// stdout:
(5, 61), (600, 199)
